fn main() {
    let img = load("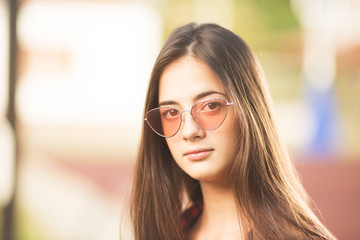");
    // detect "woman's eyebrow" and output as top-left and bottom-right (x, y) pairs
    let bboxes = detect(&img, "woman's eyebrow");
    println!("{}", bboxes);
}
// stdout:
(158, 91), (226, 107)
(193, 90), (226, 101)
(158, 100), (178, 107)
